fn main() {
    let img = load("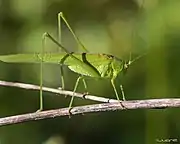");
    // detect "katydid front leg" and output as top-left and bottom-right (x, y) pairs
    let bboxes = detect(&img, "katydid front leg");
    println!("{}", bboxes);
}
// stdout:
(111, 78), (120, 101)
(111, 78), (126, 110)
